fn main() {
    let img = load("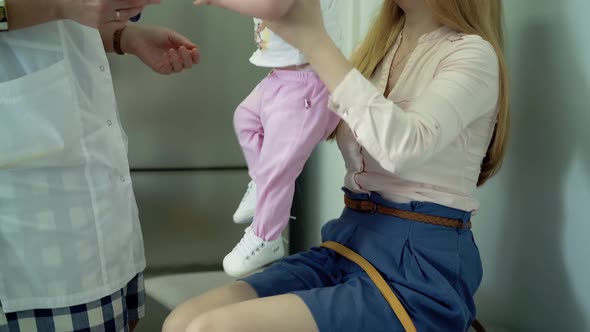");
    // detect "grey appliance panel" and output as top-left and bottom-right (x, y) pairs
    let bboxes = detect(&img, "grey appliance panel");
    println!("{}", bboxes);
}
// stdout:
(108, 4), (267, 168)
(131, 170), (251, 271)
